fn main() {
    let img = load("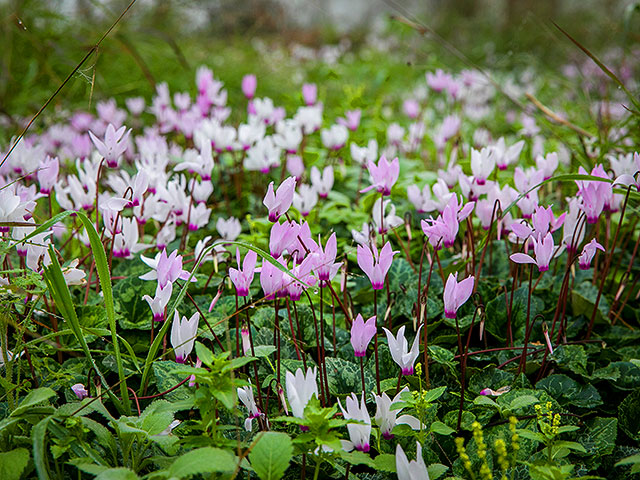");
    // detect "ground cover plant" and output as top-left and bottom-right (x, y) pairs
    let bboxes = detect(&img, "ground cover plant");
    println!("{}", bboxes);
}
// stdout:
(1, 3), (640, 480)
